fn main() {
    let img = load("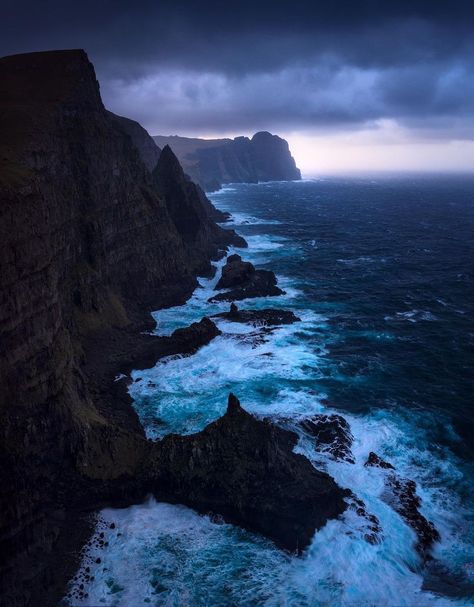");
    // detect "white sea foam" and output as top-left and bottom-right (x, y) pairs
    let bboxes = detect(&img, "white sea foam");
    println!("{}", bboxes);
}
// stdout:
(384, 309), (440, 323)
(67, 185), (471, 607)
